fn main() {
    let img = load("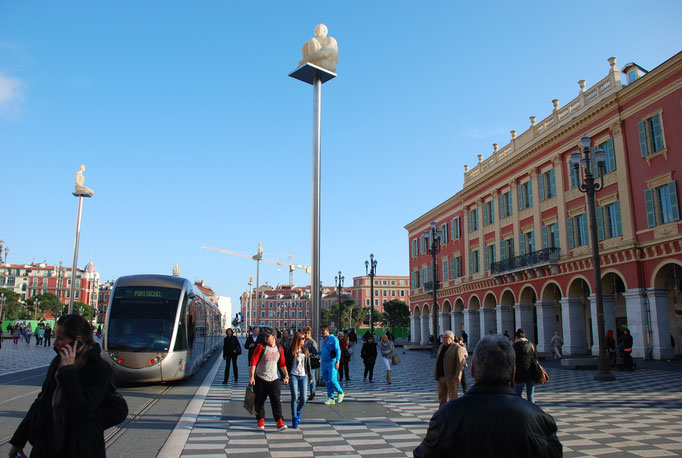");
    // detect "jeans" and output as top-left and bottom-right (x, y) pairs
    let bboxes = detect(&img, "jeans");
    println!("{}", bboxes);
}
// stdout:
(321, 364), (343, 399)
(44, 336), (51, 347)
(289, 374), (308, 418)
(514, 381), (535, 403)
